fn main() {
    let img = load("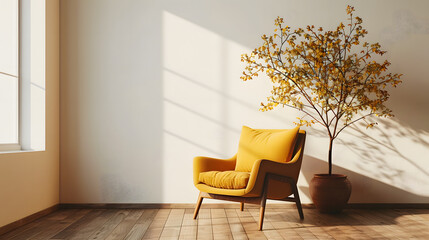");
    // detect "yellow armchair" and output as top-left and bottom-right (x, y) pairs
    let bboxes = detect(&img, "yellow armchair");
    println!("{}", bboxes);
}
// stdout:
(193, 129), (306, 230)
